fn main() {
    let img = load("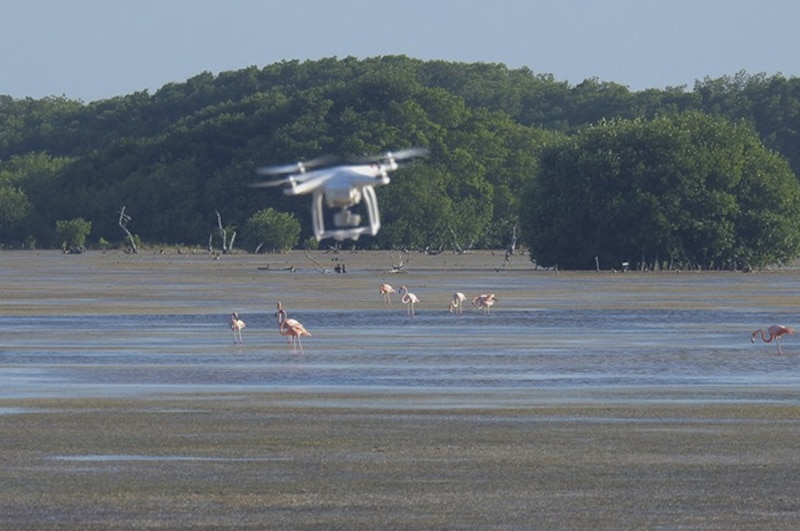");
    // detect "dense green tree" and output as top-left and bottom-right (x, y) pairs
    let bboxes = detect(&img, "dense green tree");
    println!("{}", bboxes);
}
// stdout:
(55, 218), (92, 251)
(0, 152), (72, 245)
(242, 207), (301, 252)
(523, 112), (800, 270)
(0, 185), (31, 244)
(4, 57), (800, 259)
